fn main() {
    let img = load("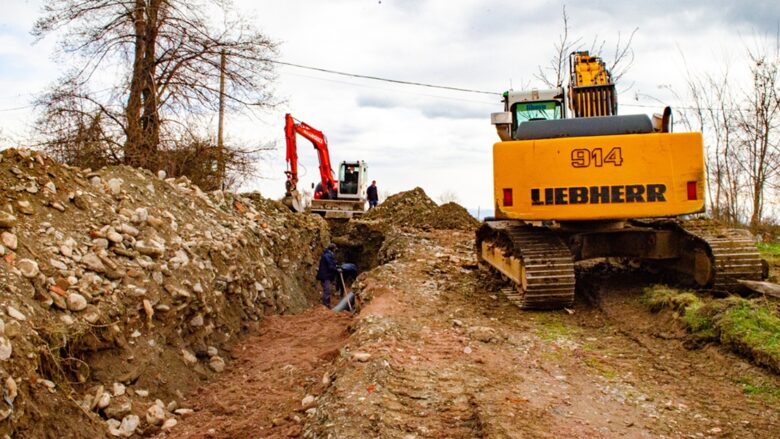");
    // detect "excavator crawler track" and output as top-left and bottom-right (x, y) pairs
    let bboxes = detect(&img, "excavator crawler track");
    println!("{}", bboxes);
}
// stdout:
(676, 220), (766, 289)
(477, 221), (575, 310)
